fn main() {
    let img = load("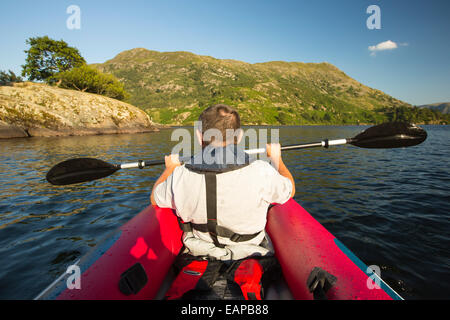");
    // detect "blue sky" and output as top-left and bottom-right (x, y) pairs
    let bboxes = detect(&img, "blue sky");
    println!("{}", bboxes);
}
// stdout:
(1, 0), (449, 105)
